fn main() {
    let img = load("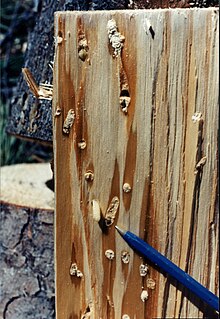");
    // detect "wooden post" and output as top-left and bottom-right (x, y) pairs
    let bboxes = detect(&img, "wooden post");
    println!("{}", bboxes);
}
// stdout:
(53, 9), (219, 318)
